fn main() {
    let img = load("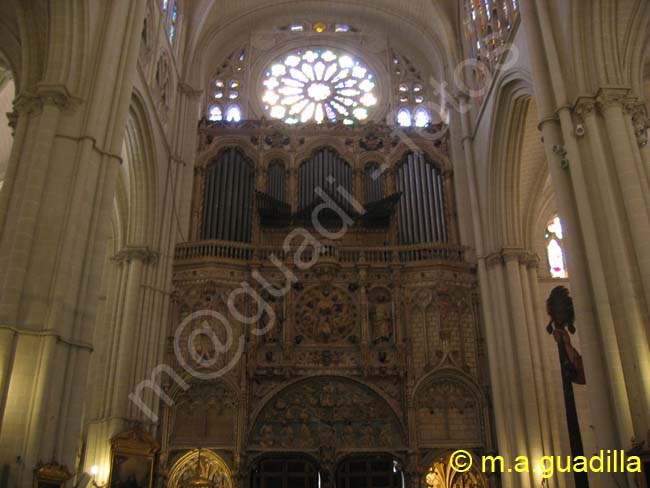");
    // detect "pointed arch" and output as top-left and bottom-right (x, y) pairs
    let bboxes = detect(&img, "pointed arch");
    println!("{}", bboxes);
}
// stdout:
(485, 70), (538, 252)
(123, 92), (158, 247)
